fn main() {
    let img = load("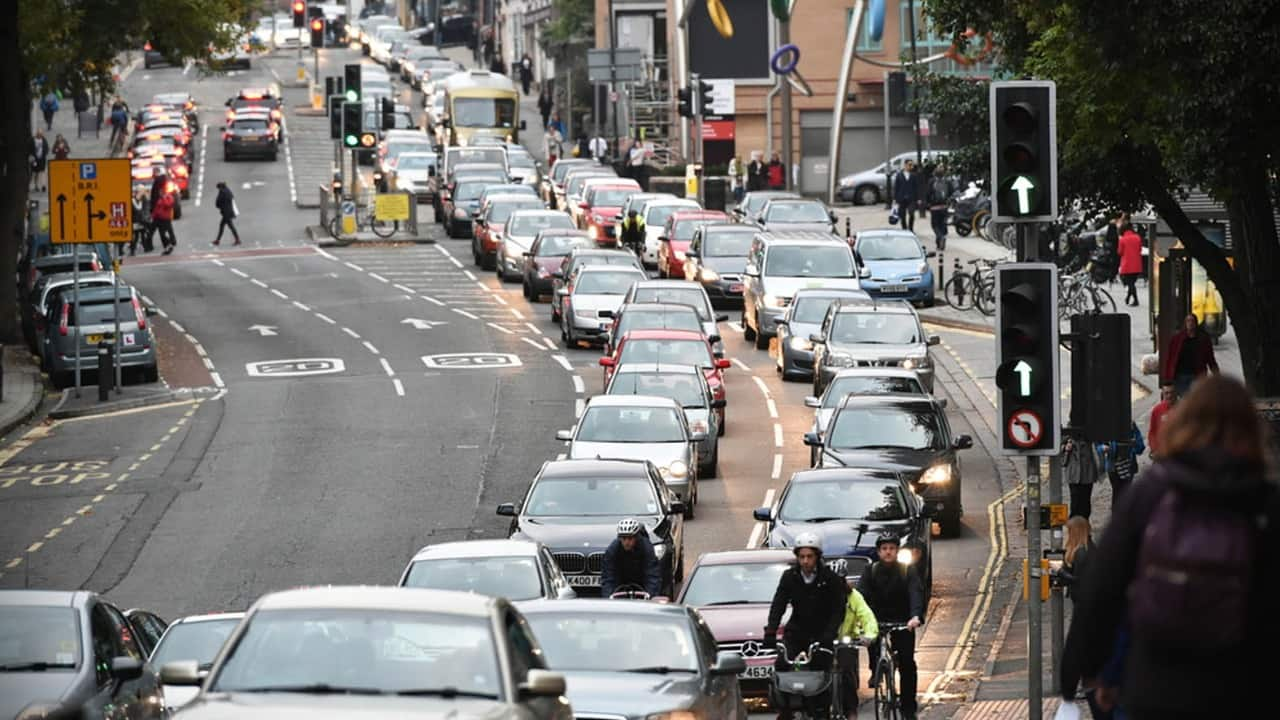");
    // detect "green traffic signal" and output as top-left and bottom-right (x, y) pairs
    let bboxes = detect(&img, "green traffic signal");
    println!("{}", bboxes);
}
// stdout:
(345, 89), (358, 103)
(344, 134), (358, 147)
